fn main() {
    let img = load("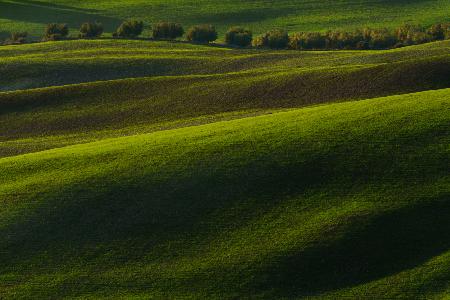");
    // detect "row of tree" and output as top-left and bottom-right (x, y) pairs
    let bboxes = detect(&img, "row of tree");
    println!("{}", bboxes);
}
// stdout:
(262, 23), (450, 50)
(2, 22), (215, 44)
(2, 20), (450, 50)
